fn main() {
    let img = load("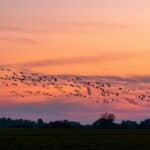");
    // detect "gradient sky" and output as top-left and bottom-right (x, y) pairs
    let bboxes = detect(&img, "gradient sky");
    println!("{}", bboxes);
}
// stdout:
(0, 0), (150, 75)
(0, 0), (150, 122)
